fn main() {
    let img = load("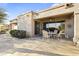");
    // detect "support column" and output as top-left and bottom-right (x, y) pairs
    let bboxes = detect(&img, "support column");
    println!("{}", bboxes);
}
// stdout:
(31, 11), (35, 37)
(73, 12), (79, 45)
(39, 22), (43, 35)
